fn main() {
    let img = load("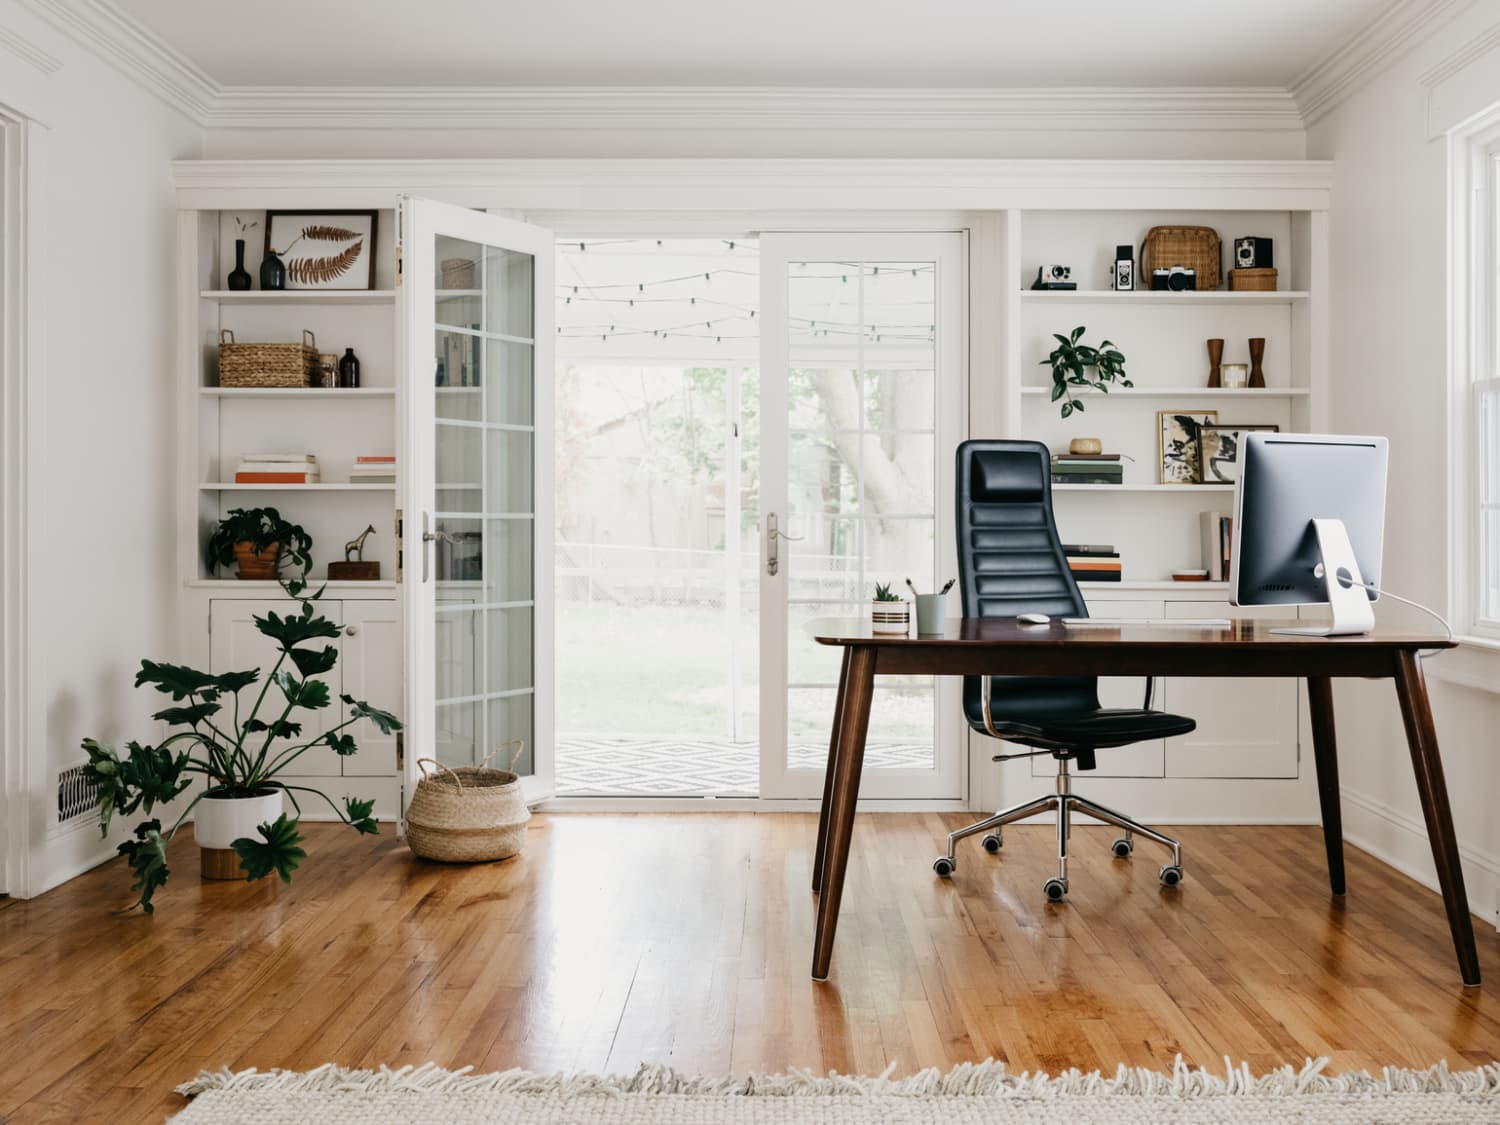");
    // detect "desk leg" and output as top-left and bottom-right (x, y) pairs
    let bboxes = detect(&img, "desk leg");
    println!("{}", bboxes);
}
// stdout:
(811, 644), (876, 981)
(1306, 676), (1346, 896)
(1393, 650), (1481, 987)
(812, 647), (853, 893)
